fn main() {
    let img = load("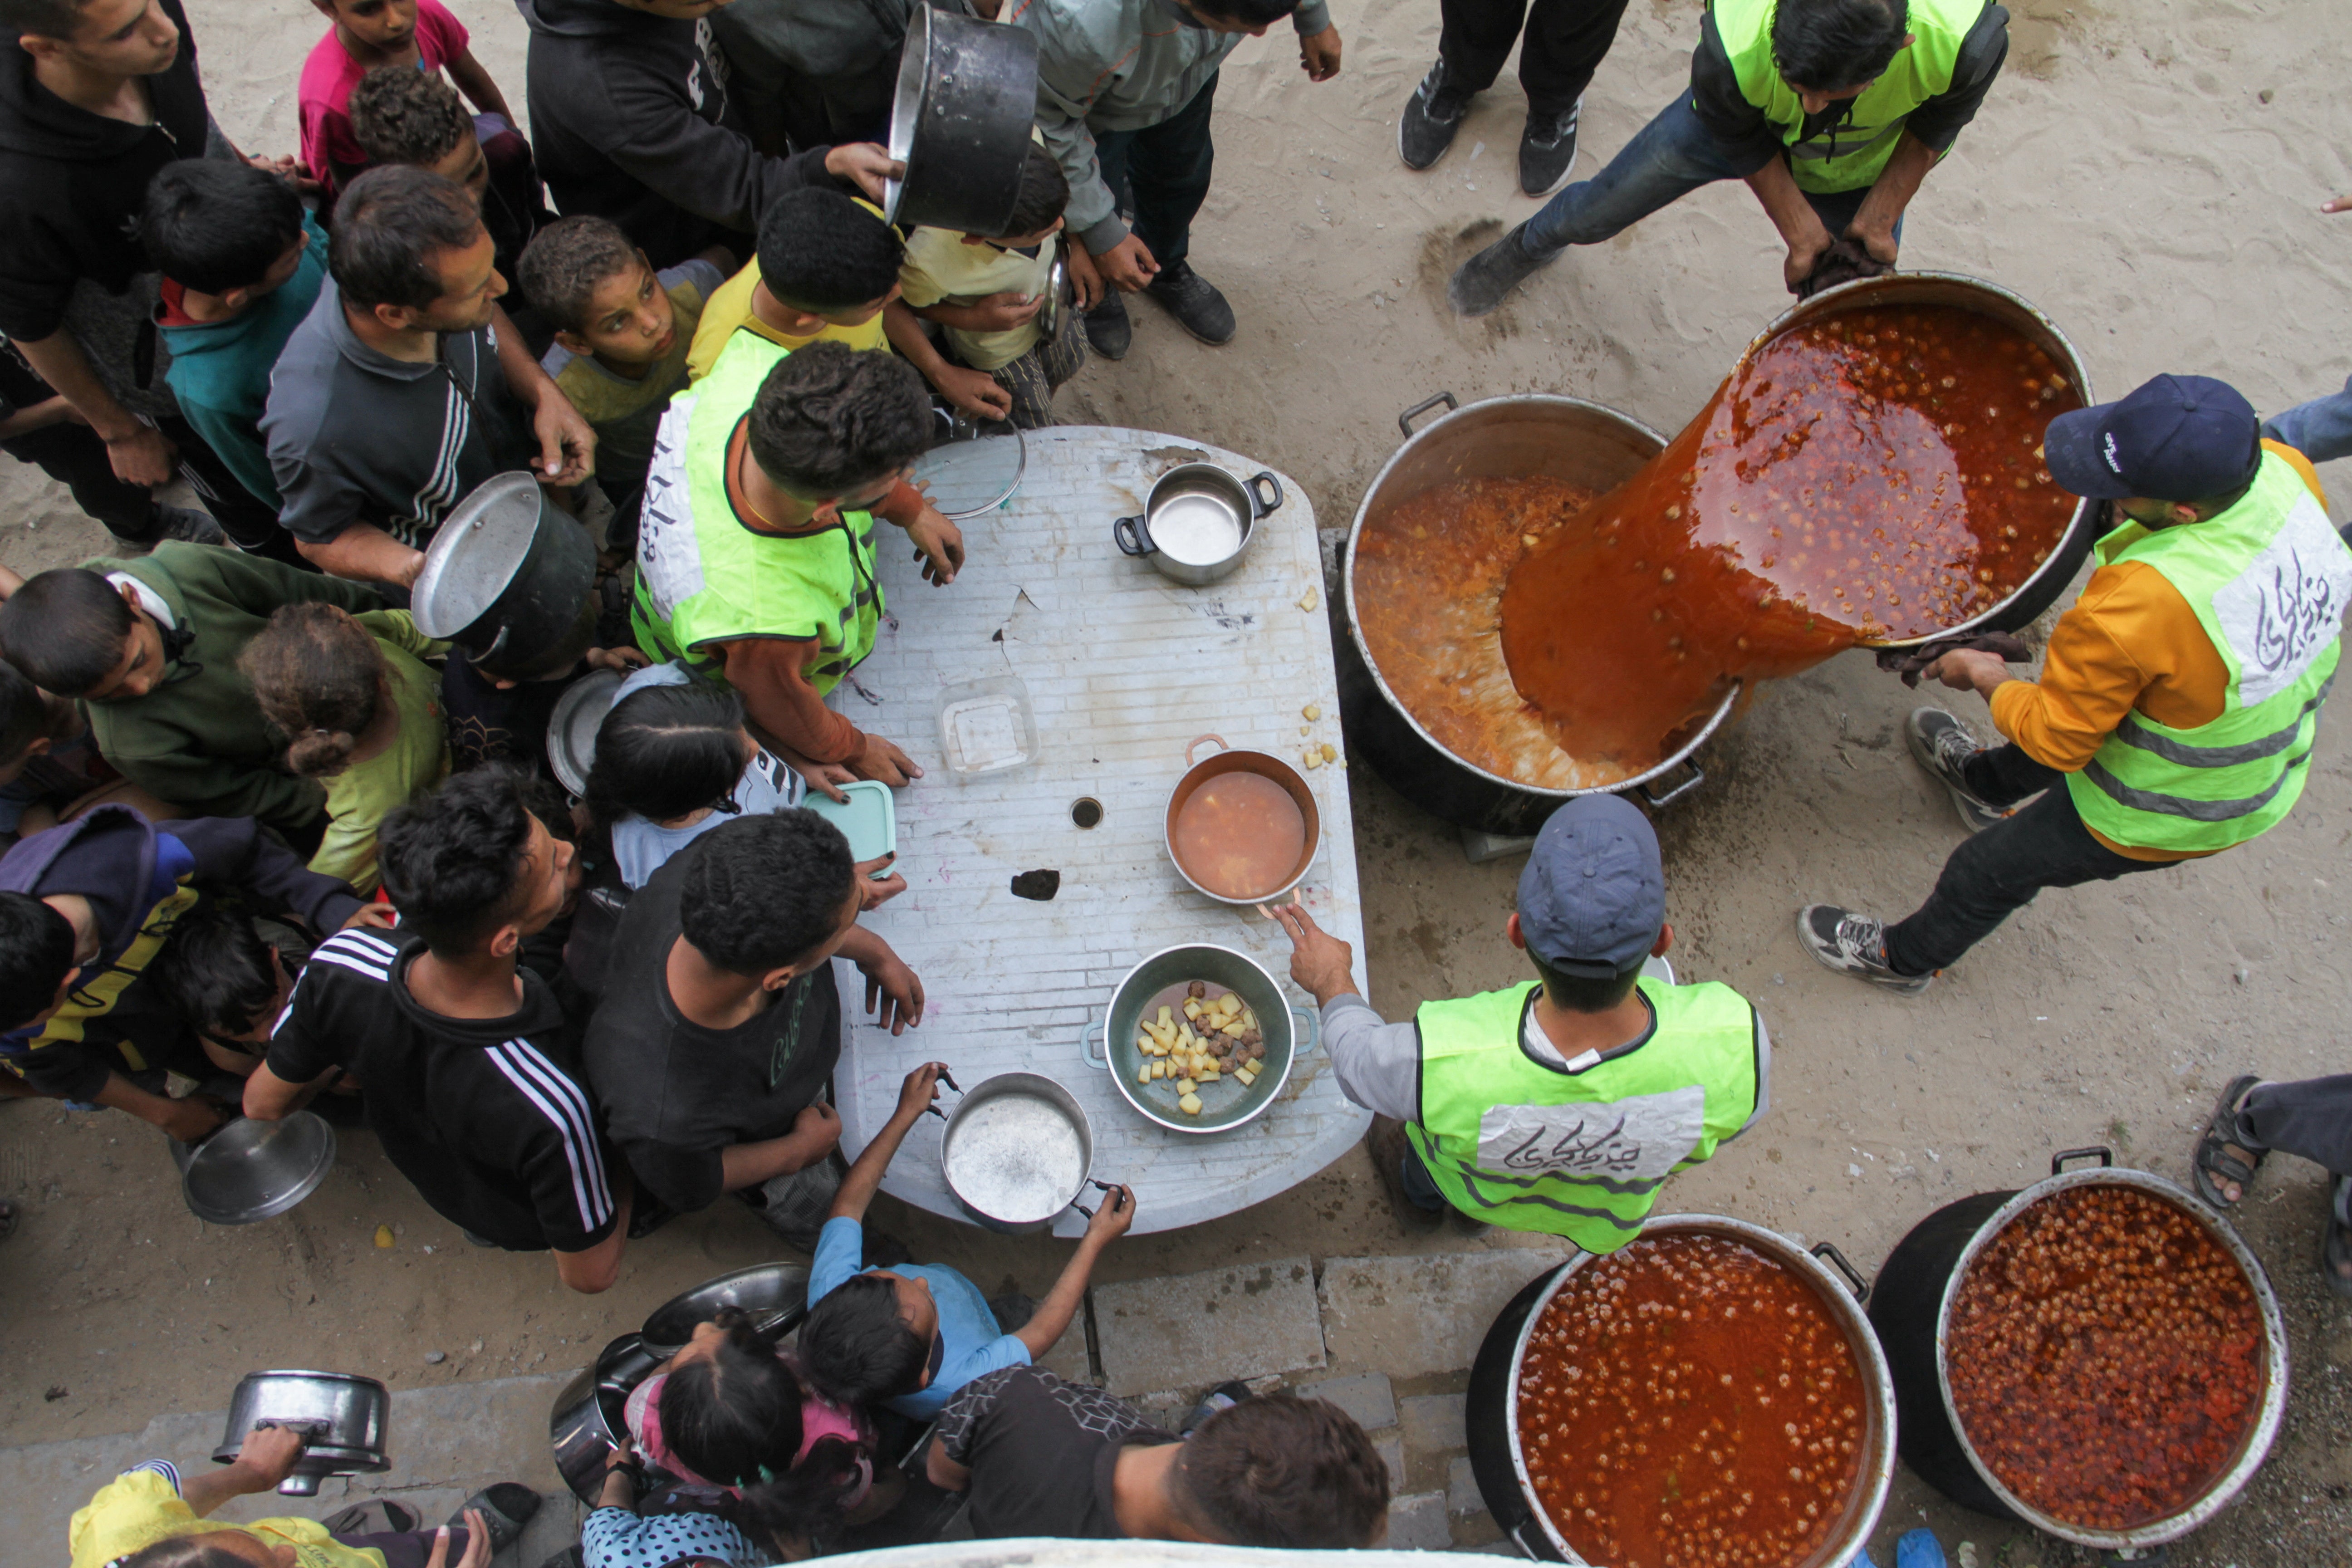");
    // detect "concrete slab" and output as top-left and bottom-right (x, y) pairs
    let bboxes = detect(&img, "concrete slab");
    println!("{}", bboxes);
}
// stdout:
(2, 1373), (575, 1563)
(1399, 1393), (1467, 1459)
(1385, 1491), (1452, 1551)
(1295, 1372), (1396, 1432)
(1318, 1252), (1569, 1379)
(1092, 1256), (1324, 1397)
(1446, 1456), (1483, 1518)
(1373, 1434), (1405, 1494)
